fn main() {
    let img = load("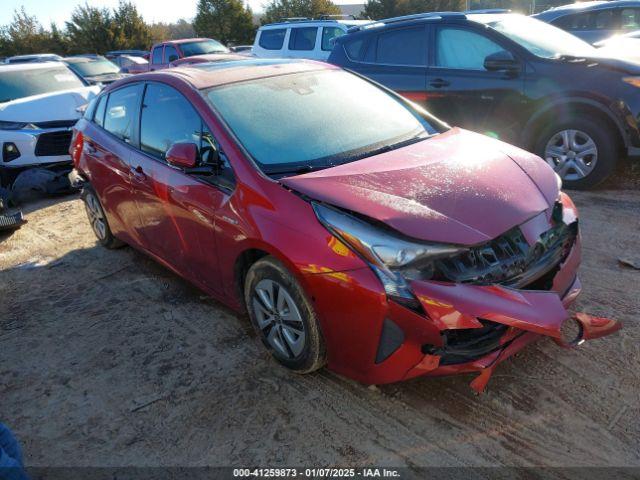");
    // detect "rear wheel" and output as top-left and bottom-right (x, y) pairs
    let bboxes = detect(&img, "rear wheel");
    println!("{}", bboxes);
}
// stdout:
(244, 256), (326, 373)
(534, 117), (619, 190)
(81, 185), (124, 249)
